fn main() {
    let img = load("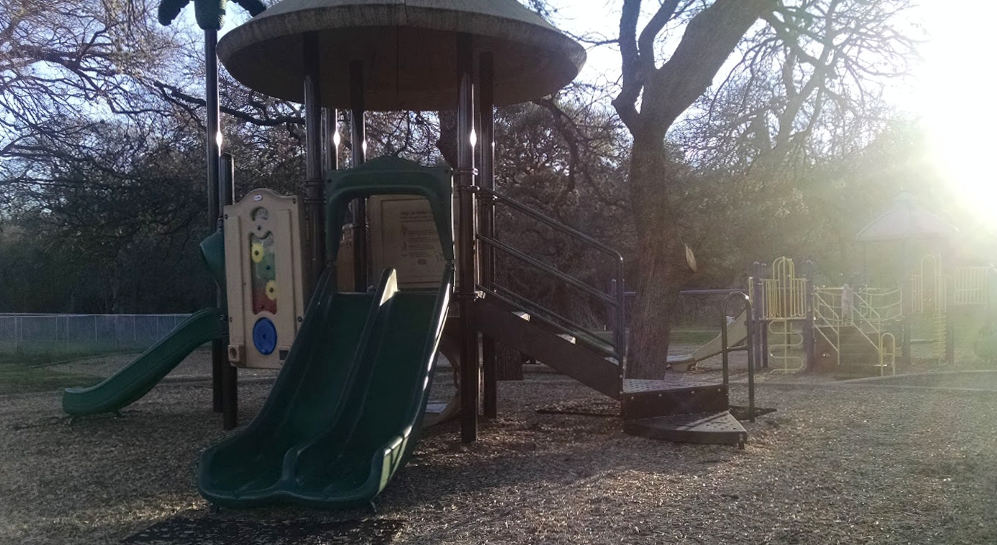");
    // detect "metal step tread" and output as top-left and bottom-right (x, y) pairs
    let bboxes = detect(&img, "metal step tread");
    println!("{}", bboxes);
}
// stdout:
(623, 378), (722, 393)
(624, 410), (747, 447)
